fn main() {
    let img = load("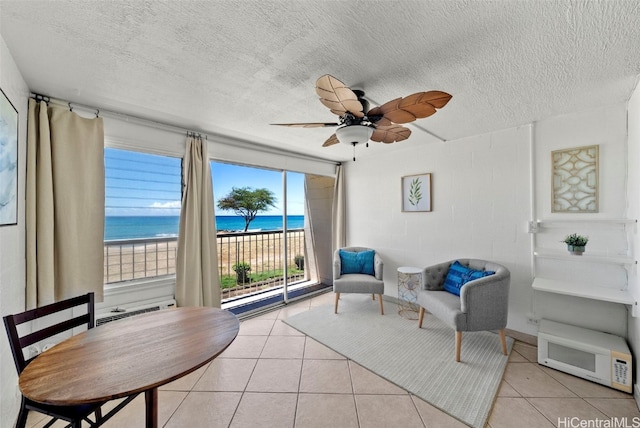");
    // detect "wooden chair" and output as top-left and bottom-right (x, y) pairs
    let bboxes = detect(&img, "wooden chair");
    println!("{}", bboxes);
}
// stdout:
(3, 292), (138, 428)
